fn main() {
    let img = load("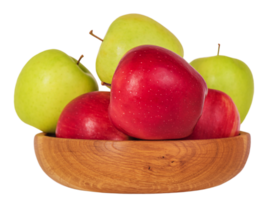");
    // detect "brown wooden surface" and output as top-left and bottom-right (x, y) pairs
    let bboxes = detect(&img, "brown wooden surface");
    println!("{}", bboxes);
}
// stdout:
(34, 131), (250, 193)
